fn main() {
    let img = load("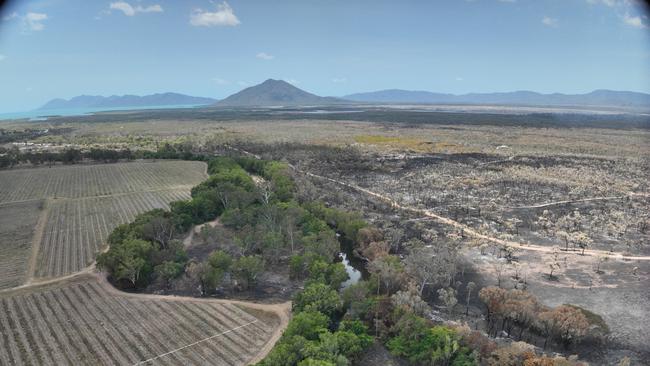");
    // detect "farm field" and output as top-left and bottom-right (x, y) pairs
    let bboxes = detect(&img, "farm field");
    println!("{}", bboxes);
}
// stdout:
(35, 189), (192, 278)
(0, 200), (43, 290)
(0, 274), (286, 366)
(0, 161), (207, 287)
(0, 160), (206, 203)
